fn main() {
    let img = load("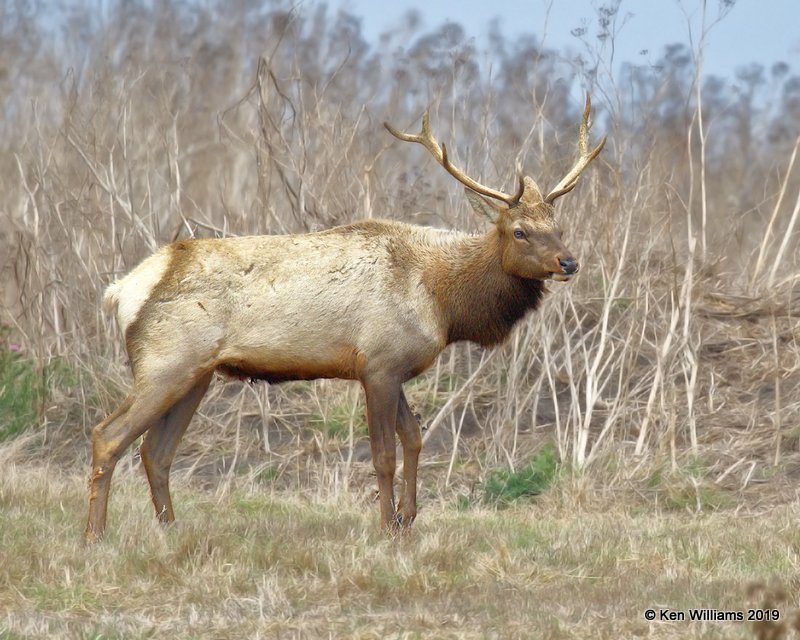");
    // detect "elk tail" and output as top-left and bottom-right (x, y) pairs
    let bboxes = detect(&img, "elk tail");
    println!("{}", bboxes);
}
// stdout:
(102, 281), (122, 316)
